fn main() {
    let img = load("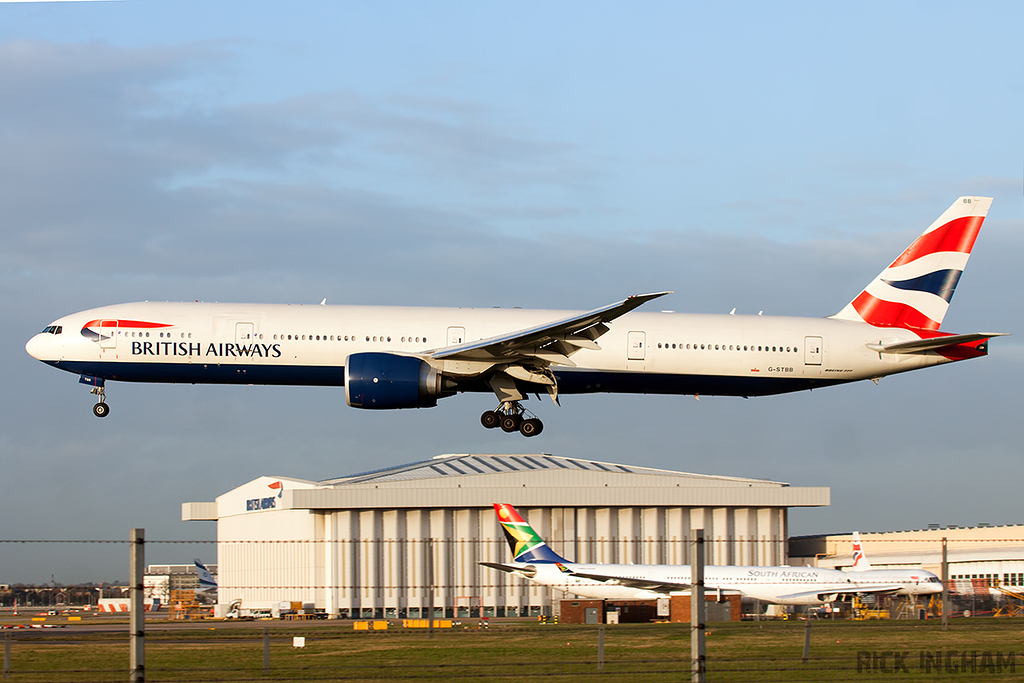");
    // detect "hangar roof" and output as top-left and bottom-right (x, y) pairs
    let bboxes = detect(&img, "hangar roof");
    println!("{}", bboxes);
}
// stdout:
(321, 453), (788, 487)
(183, 454), (829, 521)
